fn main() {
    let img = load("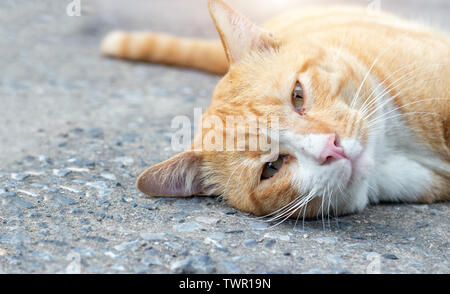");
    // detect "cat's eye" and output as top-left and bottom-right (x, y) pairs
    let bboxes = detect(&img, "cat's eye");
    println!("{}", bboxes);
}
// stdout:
(292, 82), (305, 114)
(261, 155), (285, 180)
